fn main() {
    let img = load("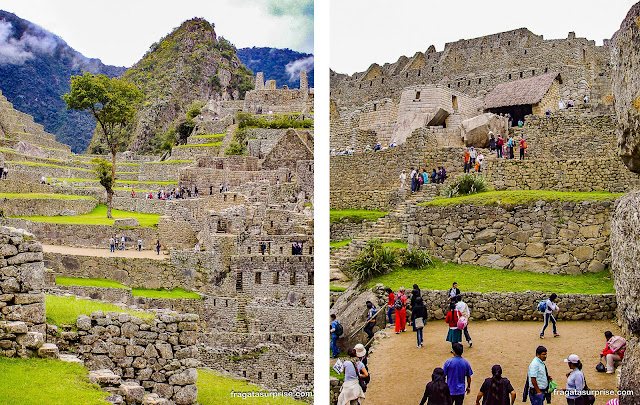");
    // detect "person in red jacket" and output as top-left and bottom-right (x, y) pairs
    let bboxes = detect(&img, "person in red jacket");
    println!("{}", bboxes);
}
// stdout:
(385, 287), (395, 325)
(601, 330), (626, 373)
(445, 302), (462, 351)
(395, 287), (407, 334)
